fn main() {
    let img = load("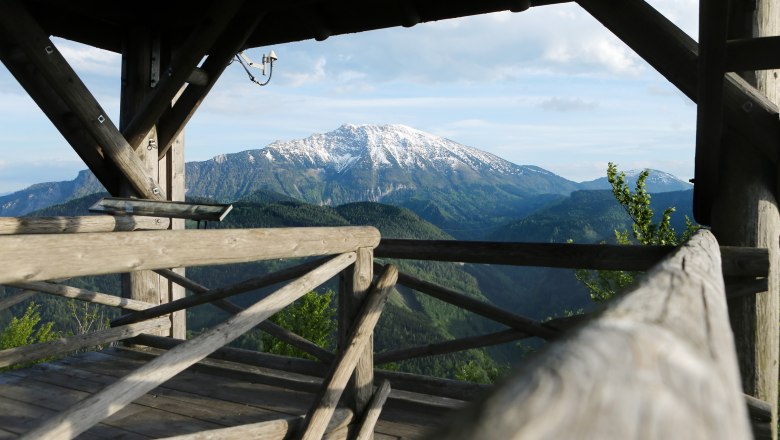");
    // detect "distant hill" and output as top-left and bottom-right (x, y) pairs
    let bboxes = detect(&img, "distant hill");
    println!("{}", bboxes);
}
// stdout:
(578, 169), (692, 193)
